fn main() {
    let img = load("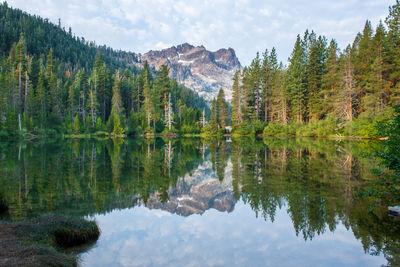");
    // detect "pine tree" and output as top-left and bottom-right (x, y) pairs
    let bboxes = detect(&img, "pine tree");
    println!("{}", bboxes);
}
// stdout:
(210, 99), (218, 129)
(155, 65), (171, 127)
(15, 34), (28, 115)
(271, 64), (287, 124)
(321, 39), (340, 117)
(217, 89), (227, 129)
(165, 93), (174, 130)
(142, 62), (154, 129)
(261, 49), (271, 122)
(266, 48), (279, 122)
(244, 54), (261, 121)
(307, 35), (327, 122)
(370, 22), (389, 111)
(200, 108), (206, 128)
(87, 86), (99, 128)
(88, 63), (100, 128)
(231, 71), (242, 127)
(108, 70), (124, 136)
(286, 35), (307, 123)
(36, 65), (47, 128)
(46, 49), (61, 121)
(354, 21), (374, 114)
(93, 55), (109, 122)
(385, 0), (400, 103)
(338, 47), (356, 121)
